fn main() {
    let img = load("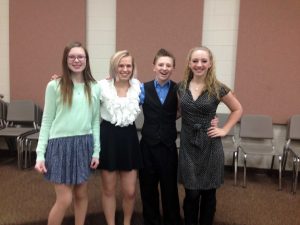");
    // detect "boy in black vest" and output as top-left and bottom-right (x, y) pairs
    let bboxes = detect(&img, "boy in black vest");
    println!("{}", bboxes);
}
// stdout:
(139, 49), (181, 225)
